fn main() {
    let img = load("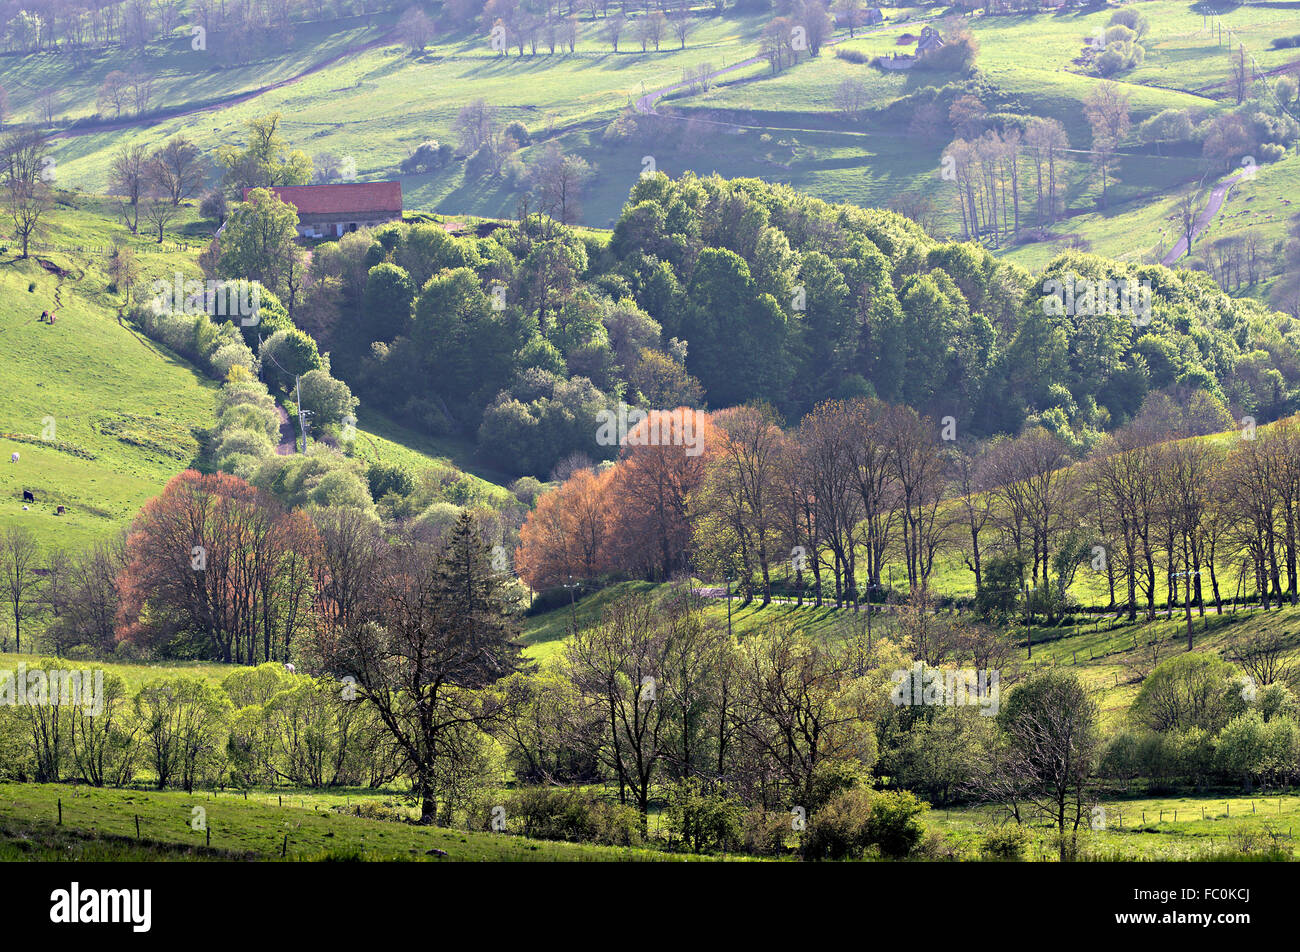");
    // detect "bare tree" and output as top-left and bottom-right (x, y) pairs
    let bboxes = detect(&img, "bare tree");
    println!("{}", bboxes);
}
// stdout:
(37, 88), (58, 126)
(562, 593), (677, 826)
(1, 129), (51, 185)
(1178, 188), (1199, 255)
(130, 72), (155, 114)
(0, 526), (41, 653)
(5, 179), (51, 258)
(1024, 117), (1068, 227)
(150, 137), (204, 205)
(1228, 629), (1295, 687)
(603, 10), (625, 50)
(670, 0), (691, 49)
(97, 70), (131, 118)
(529, 141), (591, 225)
(1083, 81), (1131, 208)
(398, 6), (435, 52)
(327, 516), (522, 823)
(982, 670), (1099, 861)
(110, 145), (151, 234)
(832, 78), (868, 120)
